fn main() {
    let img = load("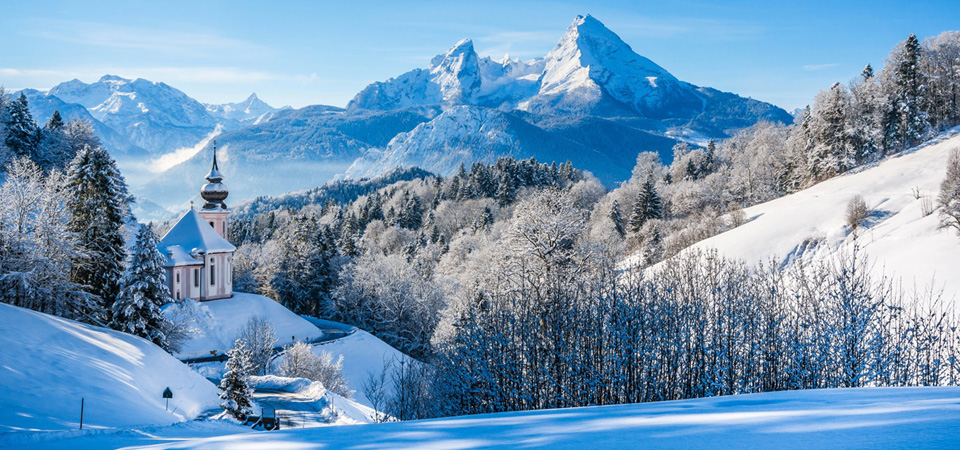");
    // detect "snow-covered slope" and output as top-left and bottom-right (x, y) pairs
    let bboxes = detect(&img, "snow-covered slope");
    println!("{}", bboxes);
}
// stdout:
(305, 326), (412, 409)
(630, 129), (960, 303)
(346, 105), (663, 184)
(167, 293), (323, 359)
(0, 303), (219, 436)
(57, 387), (960, 449)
